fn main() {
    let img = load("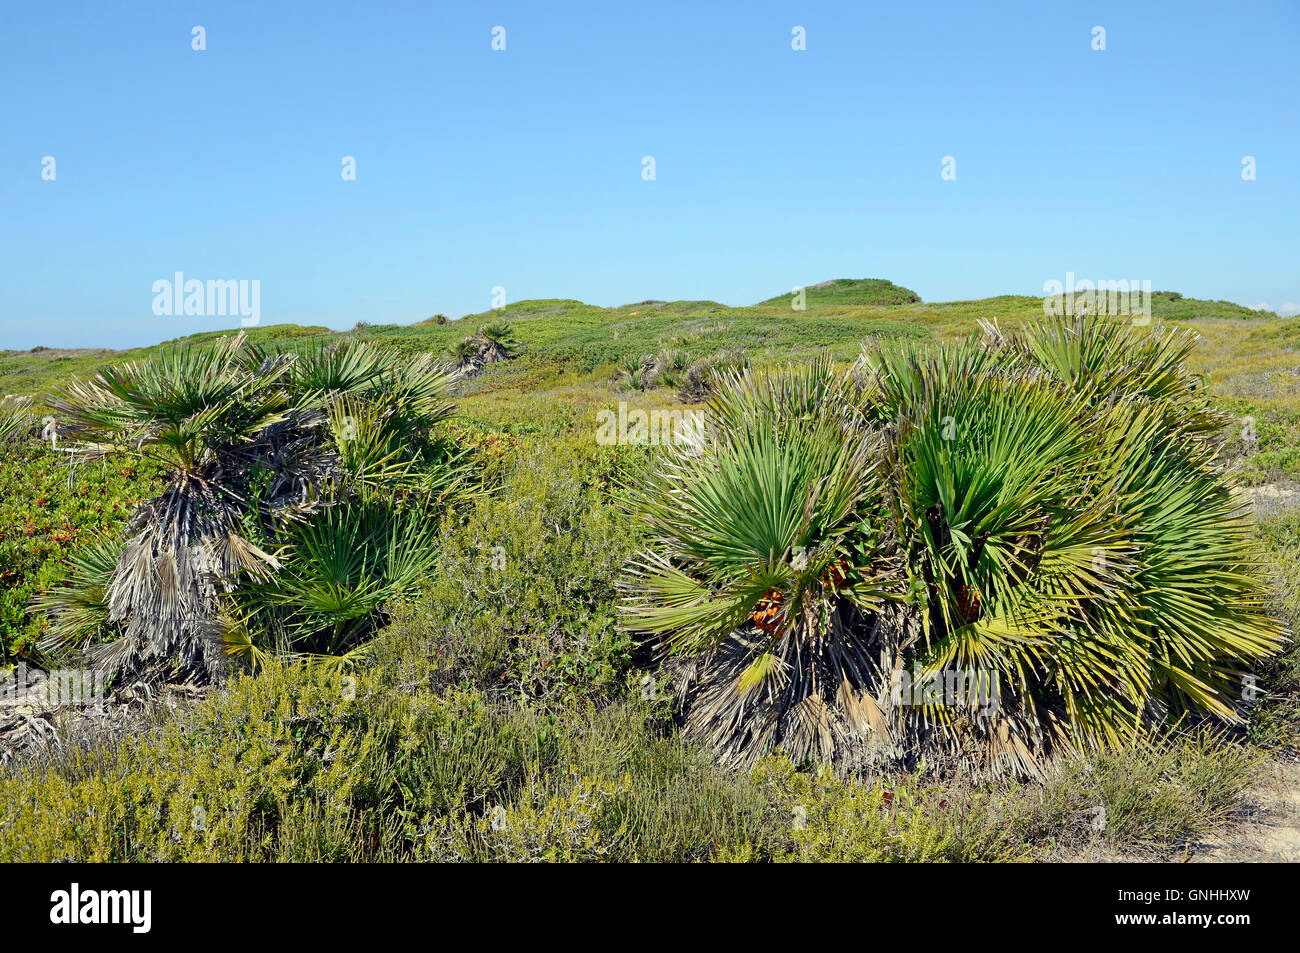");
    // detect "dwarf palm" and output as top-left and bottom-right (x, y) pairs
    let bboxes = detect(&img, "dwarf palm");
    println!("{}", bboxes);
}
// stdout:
(855, 342), (1140, 770)
(44, 334), (293, 680)
(479, 321), (520, 361)
(624, 325), (1284, 775)
(863, 336), (1278, 769)
(622, 358), (898, 765)
(39, 334), (469, 682)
